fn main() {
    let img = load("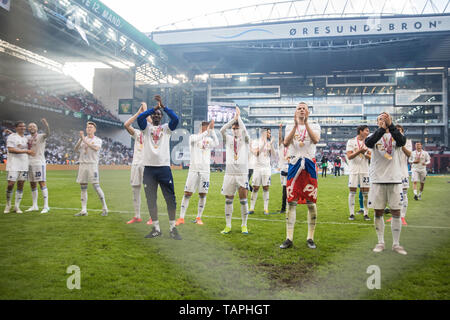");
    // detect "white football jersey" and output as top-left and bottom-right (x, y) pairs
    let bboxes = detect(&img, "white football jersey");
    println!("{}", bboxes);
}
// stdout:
(346, 137), (369, 174)
(220, 117), (250, 175)
(6, 133), (29, 171)
(27, 133), (47, 166)
(142, 123), (172, 167)
(78, 136), (102, 164)
(285, 123), (321, 164)
(368, 132), (403, 183)
(132, 129), (145, 166)
(248, 140), (258, 170)
(410, 149), (430, 172)
(399, 139), (412, 177)
(254, 139), (272, 170)
(189, 129), (219, 173)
